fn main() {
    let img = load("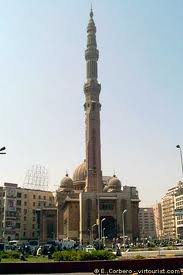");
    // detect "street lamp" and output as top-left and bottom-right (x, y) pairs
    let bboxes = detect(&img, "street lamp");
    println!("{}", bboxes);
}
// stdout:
(102, 228), (106, 247)
(101, 218), (106, 244)
(0, 147), (6, 155)
(88, 229), (91, 244)
(122, 209), (127, 251)
(103, 228), (106, 238)
(91, 223), (97, 243)
(176, 145), (183, 180)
